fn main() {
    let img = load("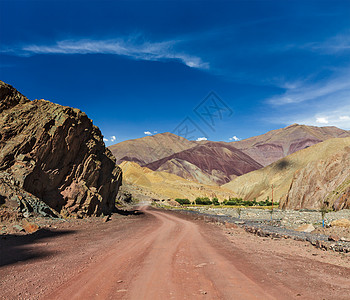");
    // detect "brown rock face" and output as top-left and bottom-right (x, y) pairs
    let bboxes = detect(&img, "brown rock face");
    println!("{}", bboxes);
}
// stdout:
(0, 81), (122, 217)
(284, 146), (350, 210)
